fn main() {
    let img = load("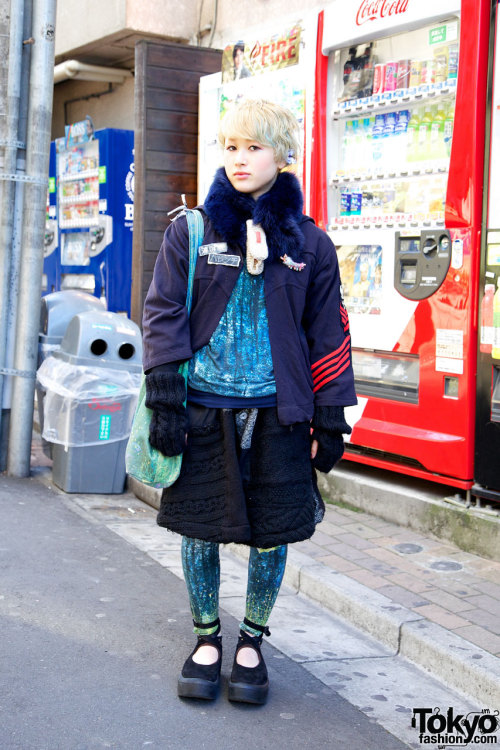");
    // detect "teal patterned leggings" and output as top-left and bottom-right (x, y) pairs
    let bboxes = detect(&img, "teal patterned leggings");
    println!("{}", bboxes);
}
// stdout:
(181, 536), (287, 637)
